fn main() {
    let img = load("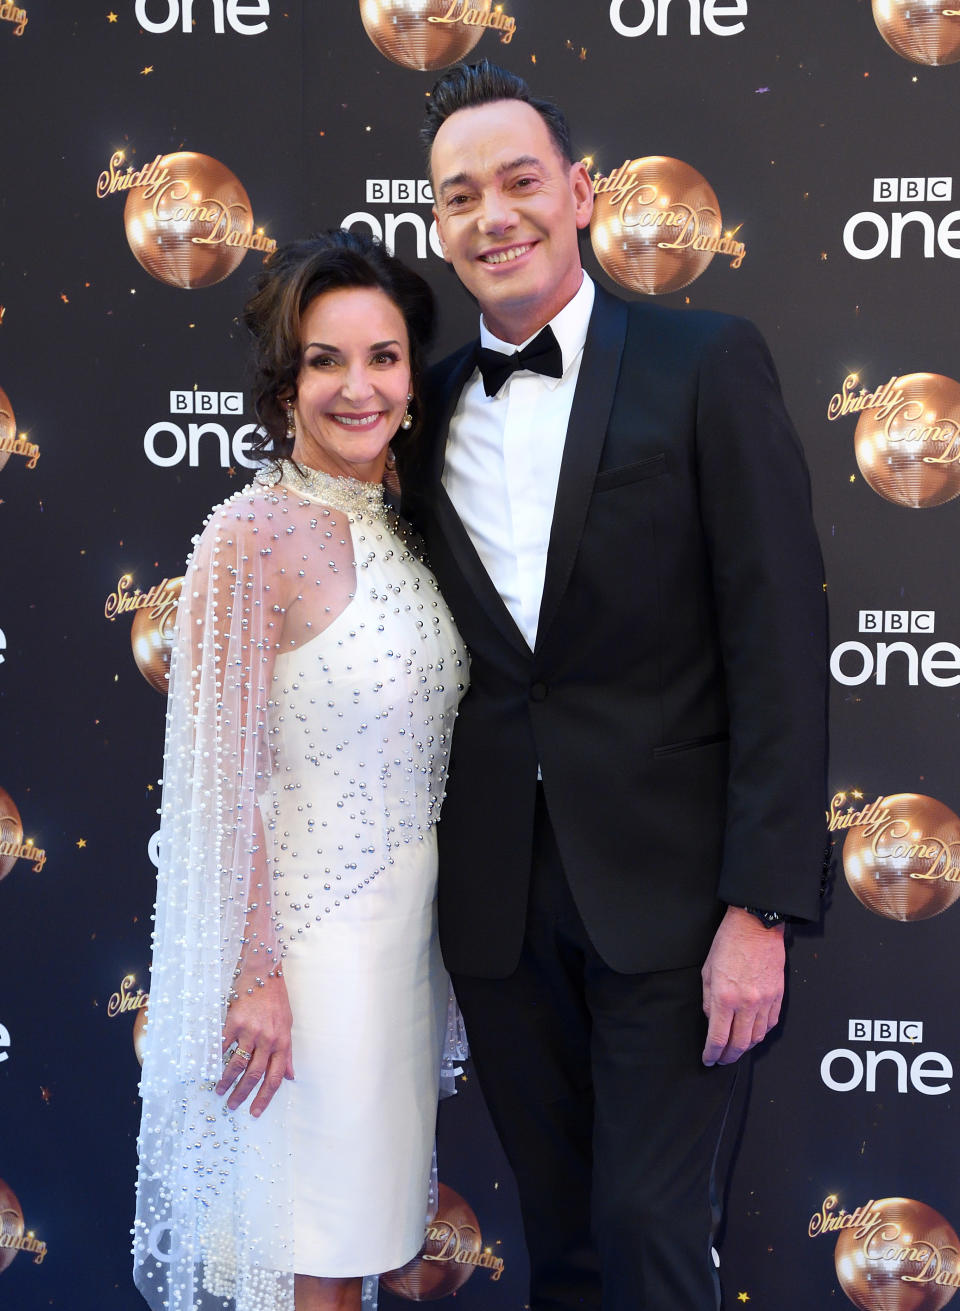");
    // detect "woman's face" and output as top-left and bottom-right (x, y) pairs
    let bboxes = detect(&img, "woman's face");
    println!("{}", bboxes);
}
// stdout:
(291, 285), (411, 481)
